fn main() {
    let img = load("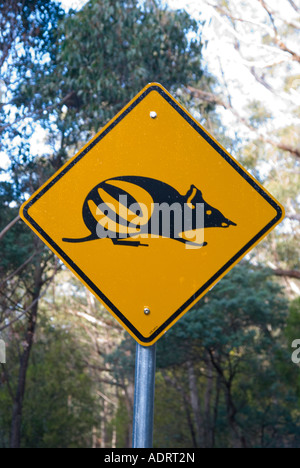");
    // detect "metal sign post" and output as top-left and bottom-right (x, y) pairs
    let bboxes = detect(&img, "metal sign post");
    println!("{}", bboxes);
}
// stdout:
(132, 342), (156, 448)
